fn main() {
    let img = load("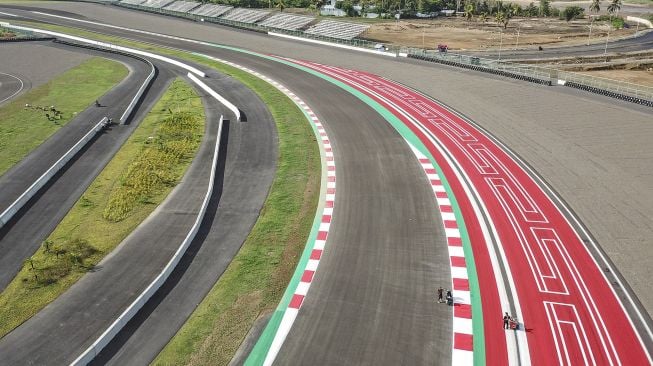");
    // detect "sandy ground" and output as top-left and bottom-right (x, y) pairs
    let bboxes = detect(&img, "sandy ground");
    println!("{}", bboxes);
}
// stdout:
(0, 42), (90, 91)
(365, 18), (638, 51)
(581, 69), (653, 84)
